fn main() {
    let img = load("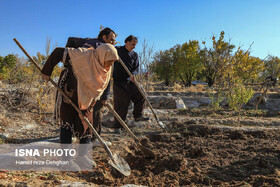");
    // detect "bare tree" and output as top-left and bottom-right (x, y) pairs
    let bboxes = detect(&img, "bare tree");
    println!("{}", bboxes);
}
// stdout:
(138, 39), (154, 91)
(46, 37), (51, 57)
